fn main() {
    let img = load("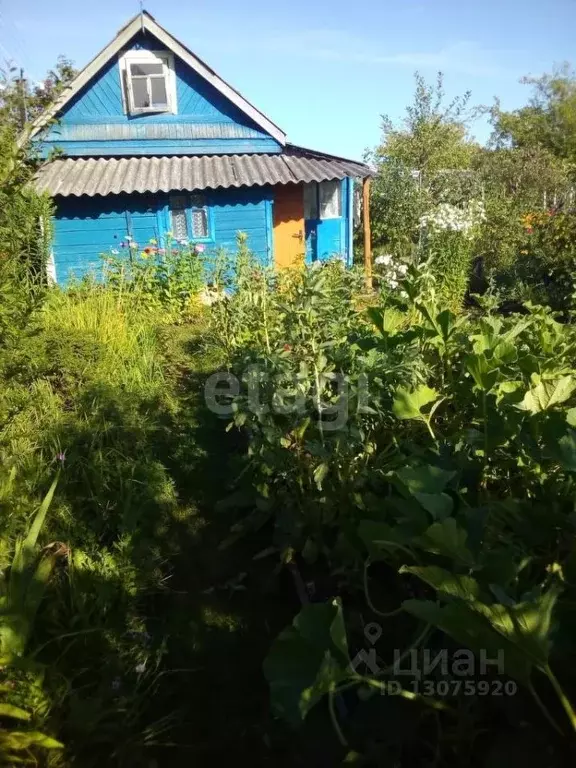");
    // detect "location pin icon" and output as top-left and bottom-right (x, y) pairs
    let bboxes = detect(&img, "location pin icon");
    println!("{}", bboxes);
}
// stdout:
(364, 622), (382, 646)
